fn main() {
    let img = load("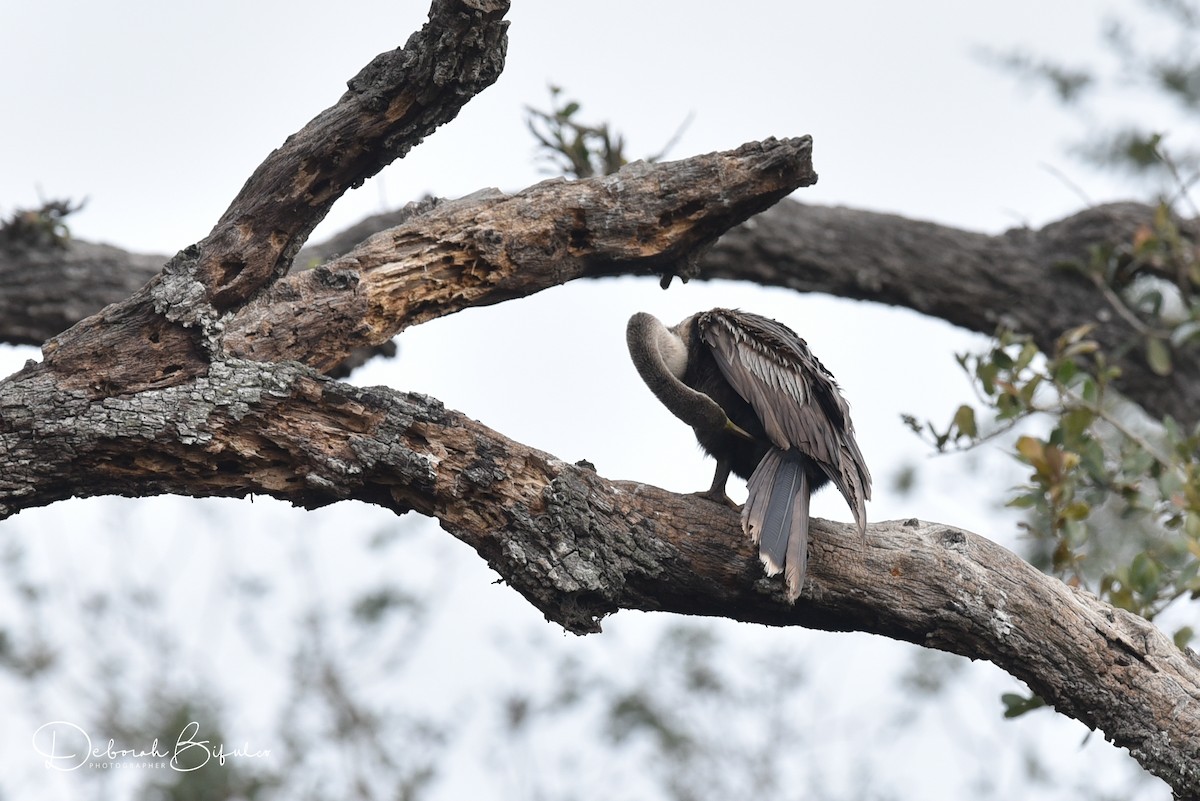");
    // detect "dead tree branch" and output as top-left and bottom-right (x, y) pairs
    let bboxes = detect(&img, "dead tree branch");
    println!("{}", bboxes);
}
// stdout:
(8, 201), (1192, 424)
(2, 353), (1197, 791)
(1, 1), (1198, 794)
